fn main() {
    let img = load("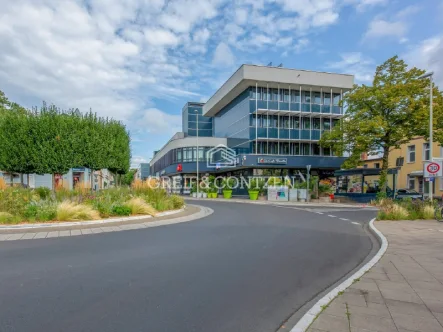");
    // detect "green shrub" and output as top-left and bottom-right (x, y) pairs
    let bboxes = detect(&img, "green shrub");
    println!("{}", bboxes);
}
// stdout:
(0, 212), (20, 224)
(35, 187), (51, 200)
(23, 204), (39, 220)
(35, 202), (57, 221)
(170, 195), (184, 209)
(111, 205), (131, 216)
